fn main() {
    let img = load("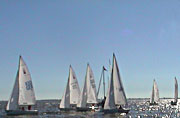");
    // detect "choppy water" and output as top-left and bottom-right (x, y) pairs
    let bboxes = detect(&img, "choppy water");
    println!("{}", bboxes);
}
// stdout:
(0, 98), (180, 118)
